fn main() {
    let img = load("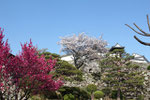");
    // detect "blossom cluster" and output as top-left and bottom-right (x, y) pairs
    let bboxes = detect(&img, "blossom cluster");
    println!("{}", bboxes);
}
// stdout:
(0, 28), (62, 99)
